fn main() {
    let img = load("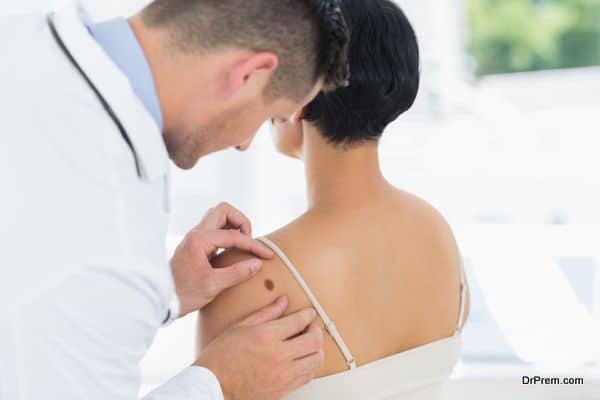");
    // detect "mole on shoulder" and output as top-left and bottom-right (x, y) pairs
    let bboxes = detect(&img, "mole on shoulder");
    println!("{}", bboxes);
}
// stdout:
(264, 279), (275, 291)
